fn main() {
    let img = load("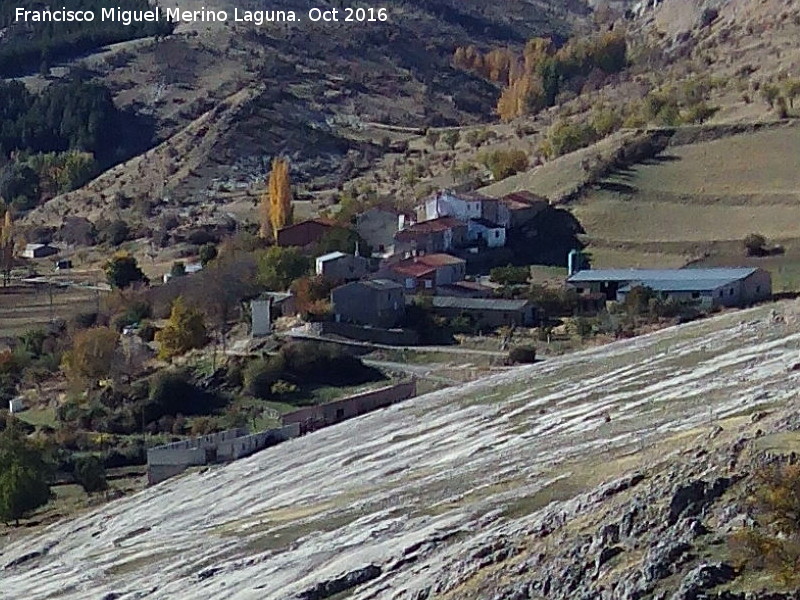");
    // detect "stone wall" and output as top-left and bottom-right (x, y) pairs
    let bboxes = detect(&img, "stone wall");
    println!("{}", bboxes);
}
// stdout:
(146, 381), (416, 485)
(282, 380), (417, 431)
(146, 425), (299, 485)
